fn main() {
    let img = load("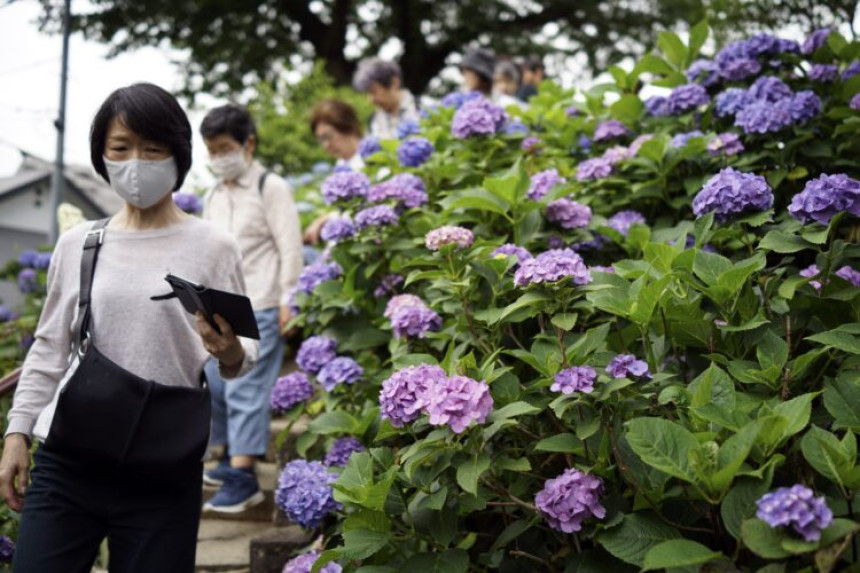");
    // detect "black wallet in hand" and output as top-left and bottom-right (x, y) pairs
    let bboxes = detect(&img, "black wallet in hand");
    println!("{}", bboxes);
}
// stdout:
(151, 274), (261, 340)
